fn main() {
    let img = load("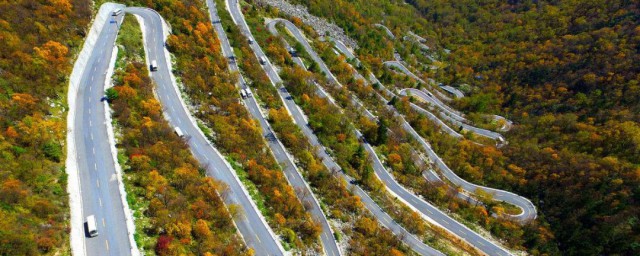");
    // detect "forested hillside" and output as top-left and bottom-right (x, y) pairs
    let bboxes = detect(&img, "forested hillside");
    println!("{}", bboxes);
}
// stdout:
(406, 1), (640, 255)
(284, 0), (639, 255)
(0, 0), (91, 254)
